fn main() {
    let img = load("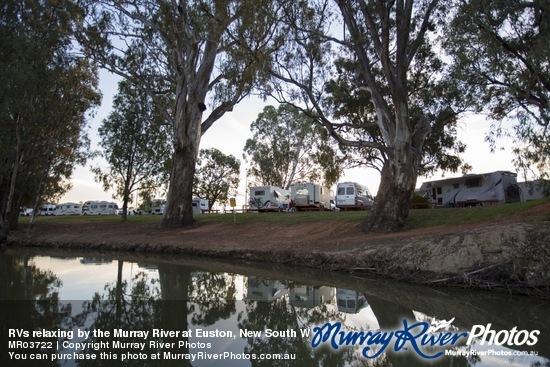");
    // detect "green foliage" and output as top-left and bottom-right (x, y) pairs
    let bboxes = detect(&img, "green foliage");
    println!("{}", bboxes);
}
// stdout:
(92, 80), (172, 220)
(325, 56), (467, 176)
(193, 148), (240, 208)
(0, 0), (100, 237)
(243, 105), (344, 189)
(445, 0), (549, 178)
